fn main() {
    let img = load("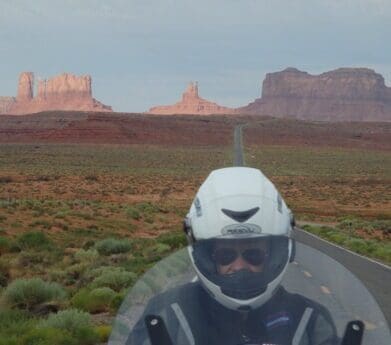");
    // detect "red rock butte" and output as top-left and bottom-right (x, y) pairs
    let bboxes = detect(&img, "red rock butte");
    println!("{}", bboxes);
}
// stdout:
(237, 67), (391, 122)
(1, 72), (112, 115)
(148, 82), (234, 115)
